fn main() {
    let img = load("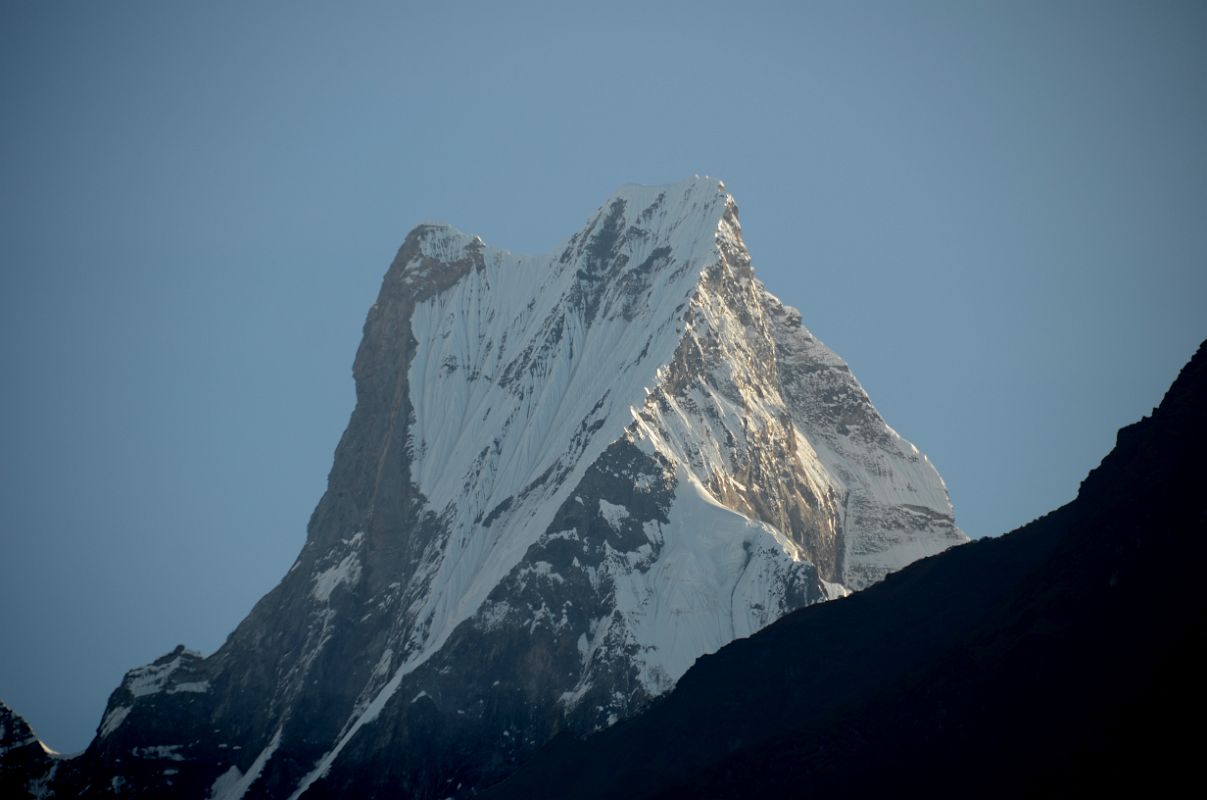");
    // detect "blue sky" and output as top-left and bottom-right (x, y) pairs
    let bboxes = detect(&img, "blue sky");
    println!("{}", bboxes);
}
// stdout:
(2, 0), (1204, 753)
